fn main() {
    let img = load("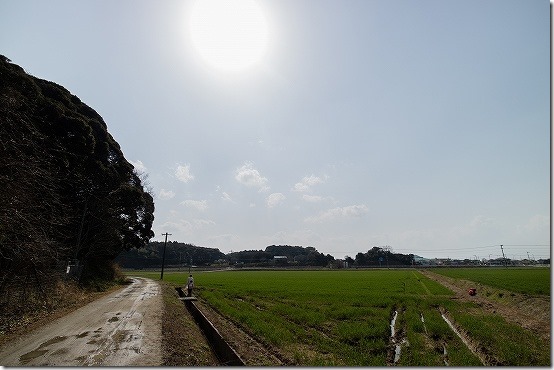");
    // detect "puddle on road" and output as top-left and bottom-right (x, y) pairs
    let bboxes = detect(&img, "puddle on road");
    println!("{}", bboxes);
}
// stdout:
(39, 336), (67, 349)
(20, 349), (49, 363)
(19, 335), (68, 364)
(51, 347), (69, 356)
(76, 331), (89, 338)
